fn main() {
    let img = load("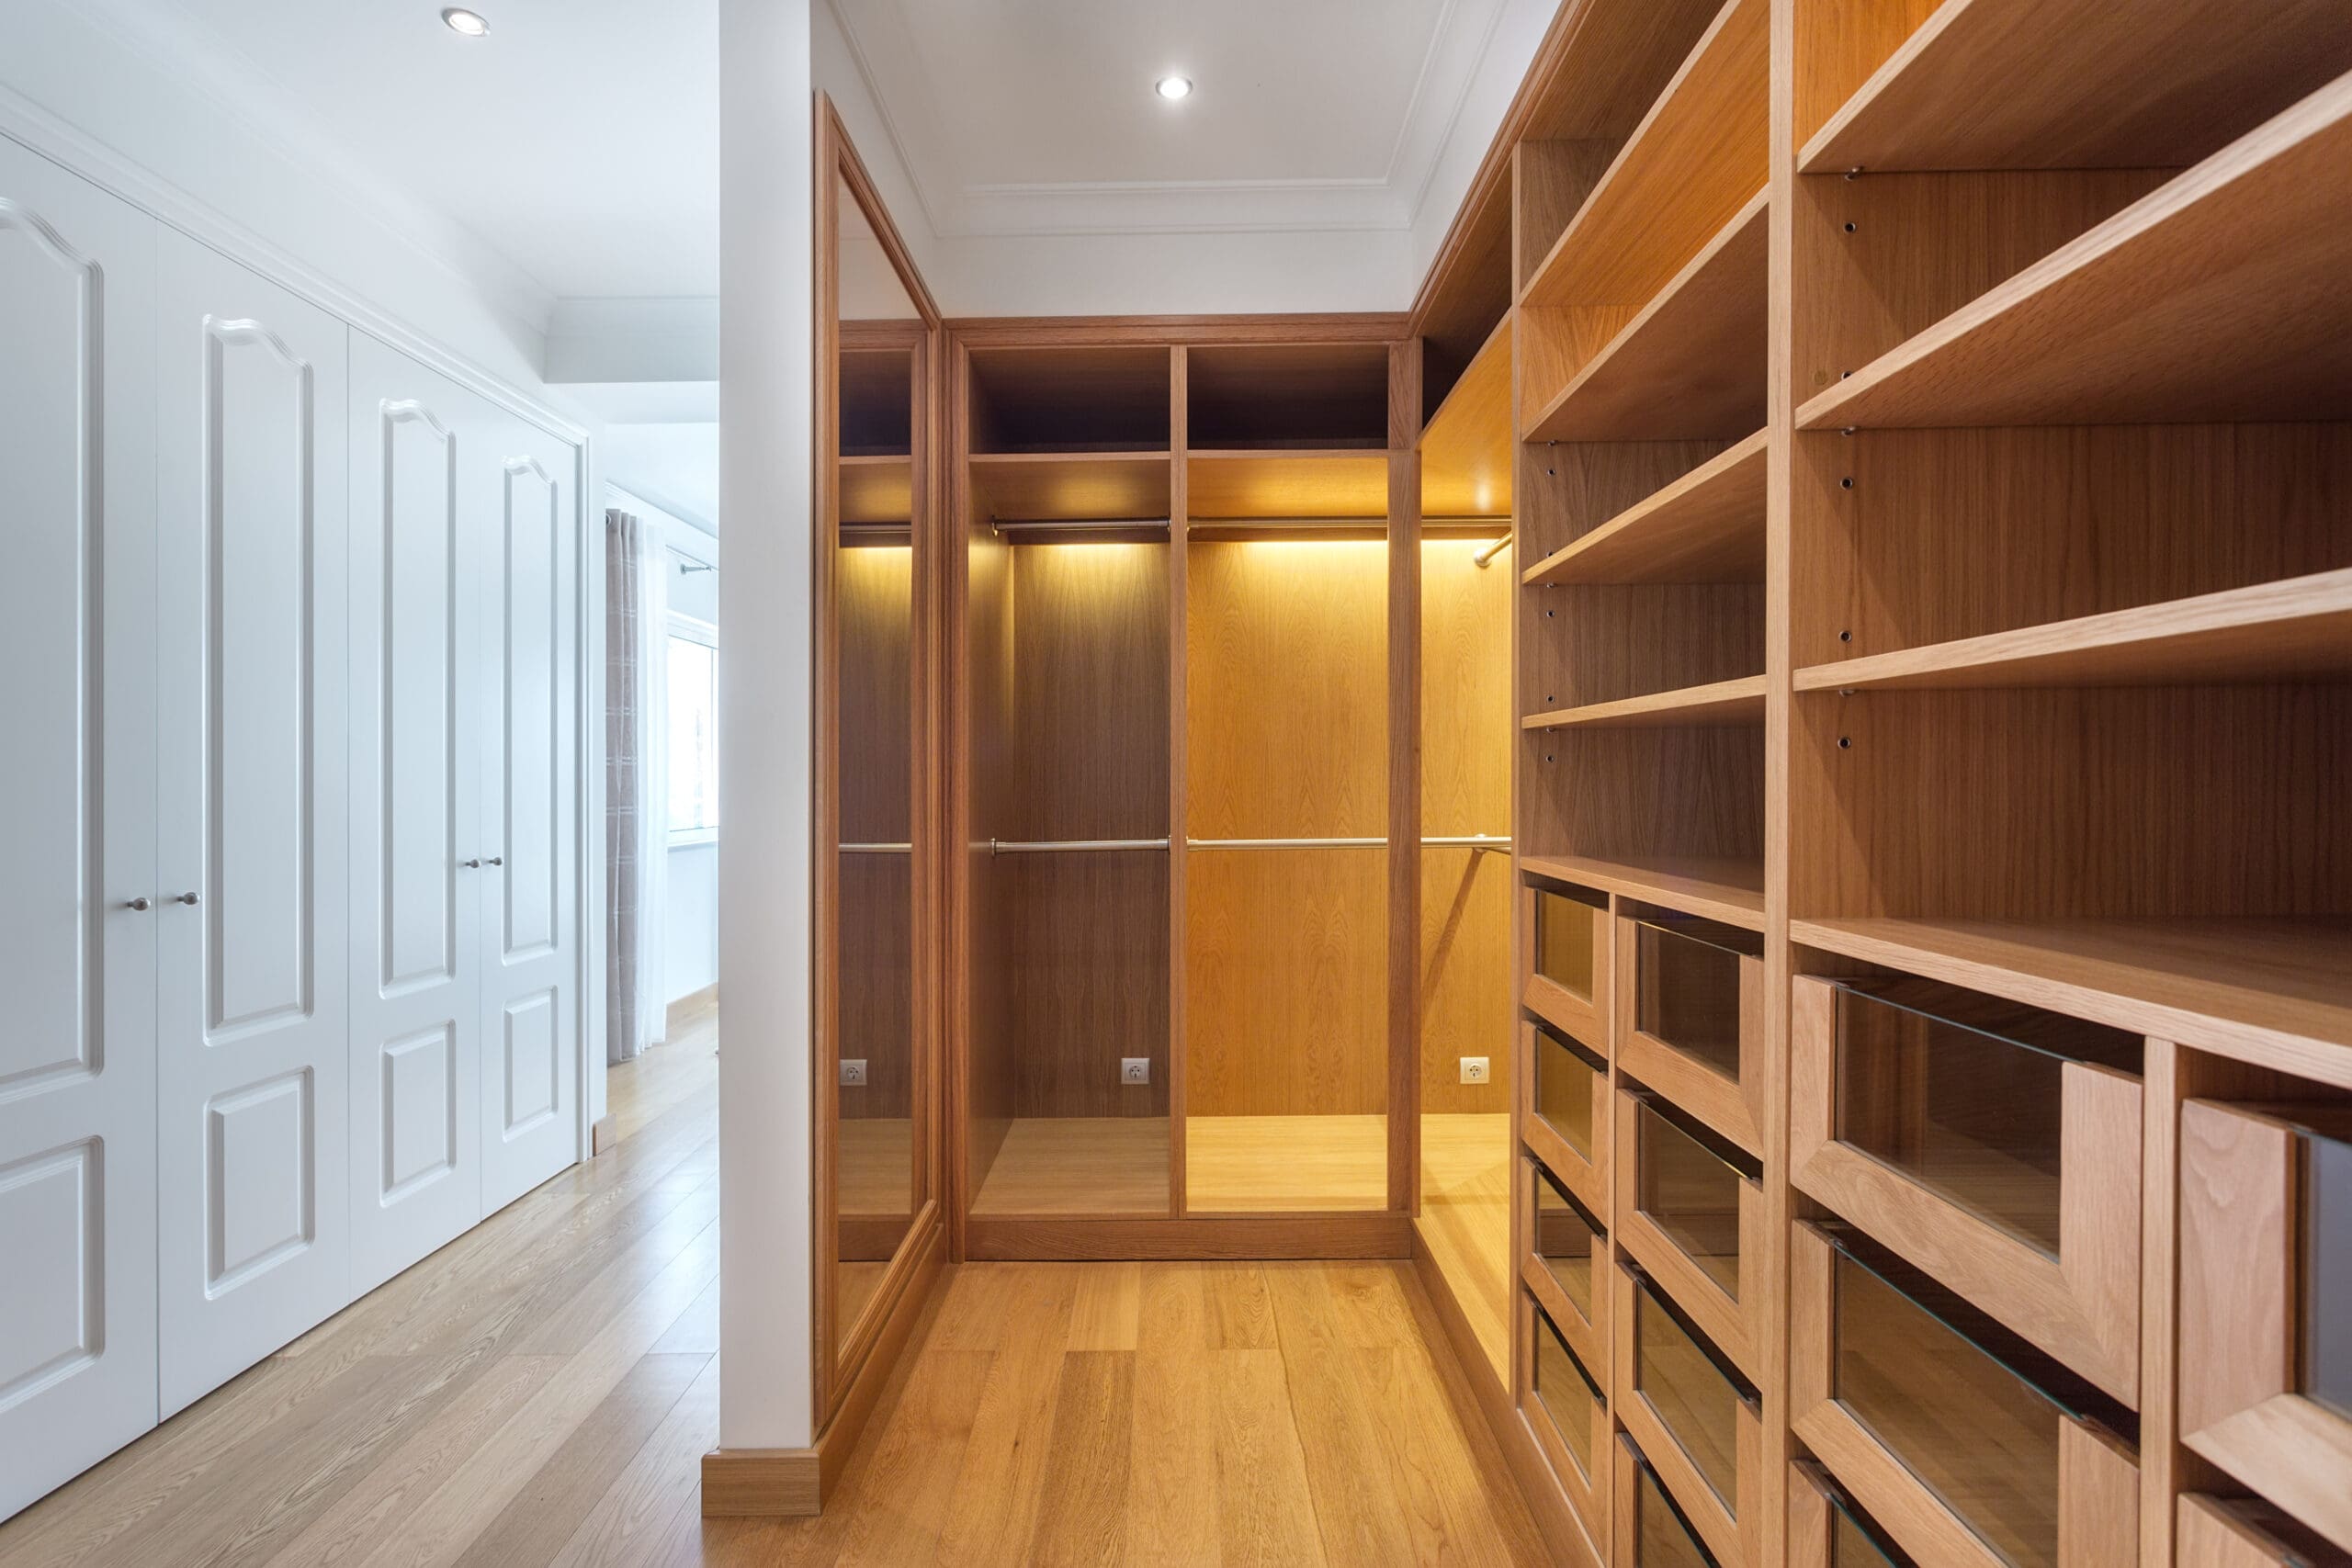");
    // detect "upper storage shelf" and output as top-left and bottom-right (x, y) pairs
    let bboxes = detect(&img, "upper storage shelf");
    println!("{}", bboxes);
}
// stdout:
(1416, 172), (1514, 425)
(1186, 342), (1392, 450)
(1524, 432), (1766, 587)
(841, 348), (913, 457)
(1184, 450), (1390, 524)
(1520, 0), (1769, 316)
(1797, 78), (2352, 430)
(1419, 316), (1512, 521)
(968, 344), (1170, 454)
(1799, 0), (2352, 174)
(969, 453), (1171, 525)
